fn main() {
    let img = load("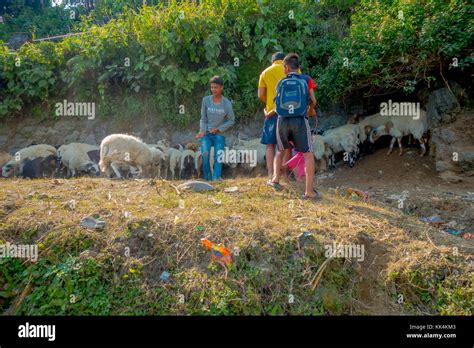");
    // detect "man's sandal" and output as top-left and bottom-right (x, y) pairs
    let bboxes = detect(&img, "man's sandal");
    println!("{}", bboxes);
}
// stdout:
(301, 190), (321, 200)
(267, 180), (283, 190)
